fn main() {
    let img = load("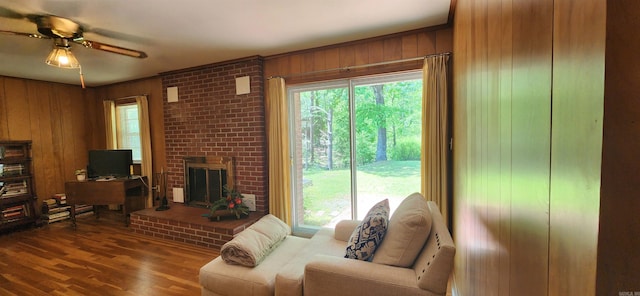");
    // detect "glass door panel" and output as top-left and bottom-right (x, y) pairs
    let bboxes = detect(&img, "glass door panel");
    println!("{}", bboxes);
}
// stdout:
(352, 74), (423, 219)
